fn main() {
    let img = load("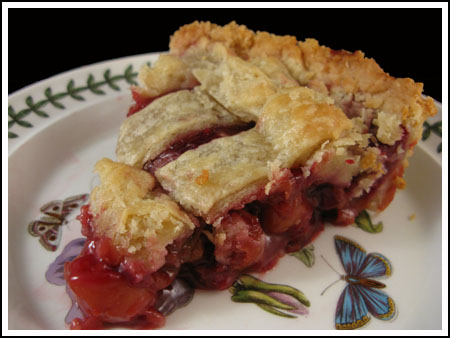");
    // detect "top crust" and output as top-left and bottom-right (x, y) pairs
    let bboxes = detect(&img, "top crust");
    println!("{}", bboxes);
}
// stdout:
(258, 87), (353, 168)
(116, 87), (240, 167)
(170, 21), (437, 144)
(298, 38), (436, 144)
(155, 129), (274, 222)
(155, 87), (353, 222)
(186, 43), (278, 122)
(89, 158), (195, 272)
(135, 54), (198, 98)
(114, 21), (437, 226)
(169, 21), (255, 58)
